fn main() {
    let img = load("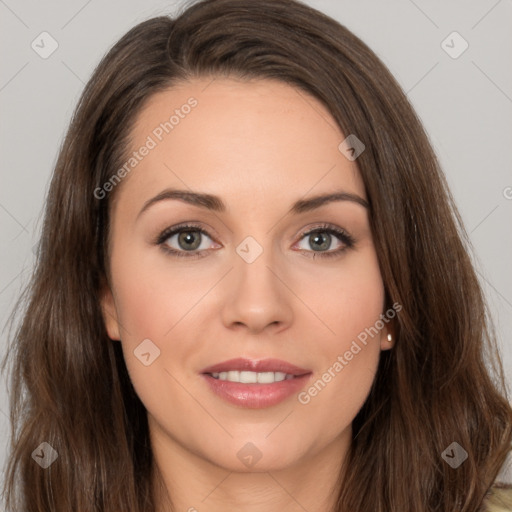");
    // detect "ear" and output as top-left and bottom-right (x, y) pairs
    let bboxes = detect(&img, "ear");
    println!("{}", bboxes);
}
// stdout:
(99, 282), (121, 341)
(380, 323), (395, 351)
